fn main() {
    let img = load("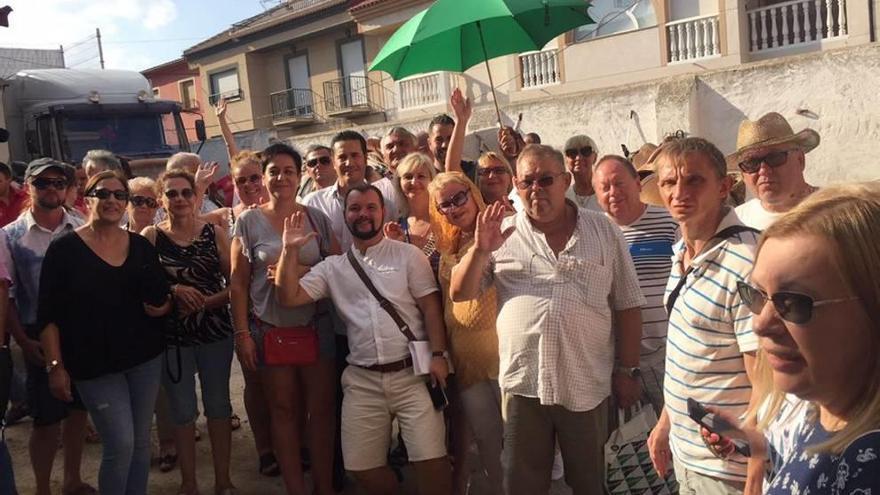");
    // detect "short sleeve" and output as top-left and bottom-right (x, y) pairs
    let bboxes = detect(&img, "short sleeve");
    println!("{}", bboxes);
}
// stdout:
(405, 245), (438, 299)
(36, 236), (68, 332)
(232, 210), (254, 262)
(134, 235), (171, 306)
(0, 230), (12, 286)
(305, 206), (334, 256)
(729, 239), (759, 353)
(606, 219), (646, 311)
(299, 259), (332, 302)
